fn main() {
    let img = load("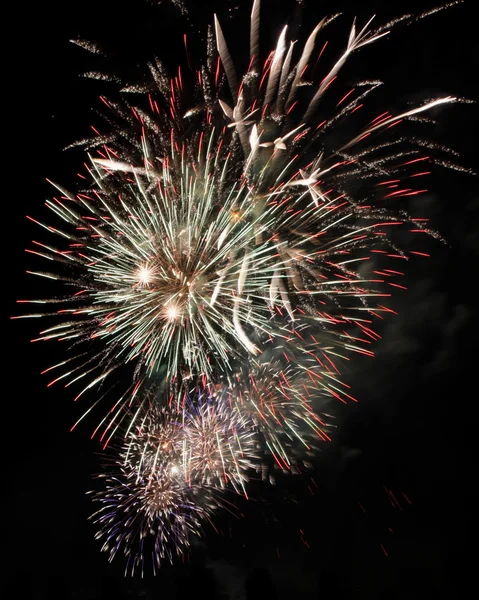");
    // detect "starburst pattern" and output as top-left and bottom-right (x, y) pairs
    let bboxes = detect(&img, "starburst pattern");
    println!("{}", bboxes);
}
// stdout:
(90, 405), (211, 576)
(16, 0), (463, 573)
